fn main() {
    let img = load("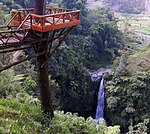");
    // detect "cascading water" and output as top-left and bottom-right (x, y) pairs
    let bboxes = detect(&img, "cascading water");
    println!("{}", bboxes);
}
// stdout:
(95, 78), (104, 120)
(89, 67), (111, 120)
